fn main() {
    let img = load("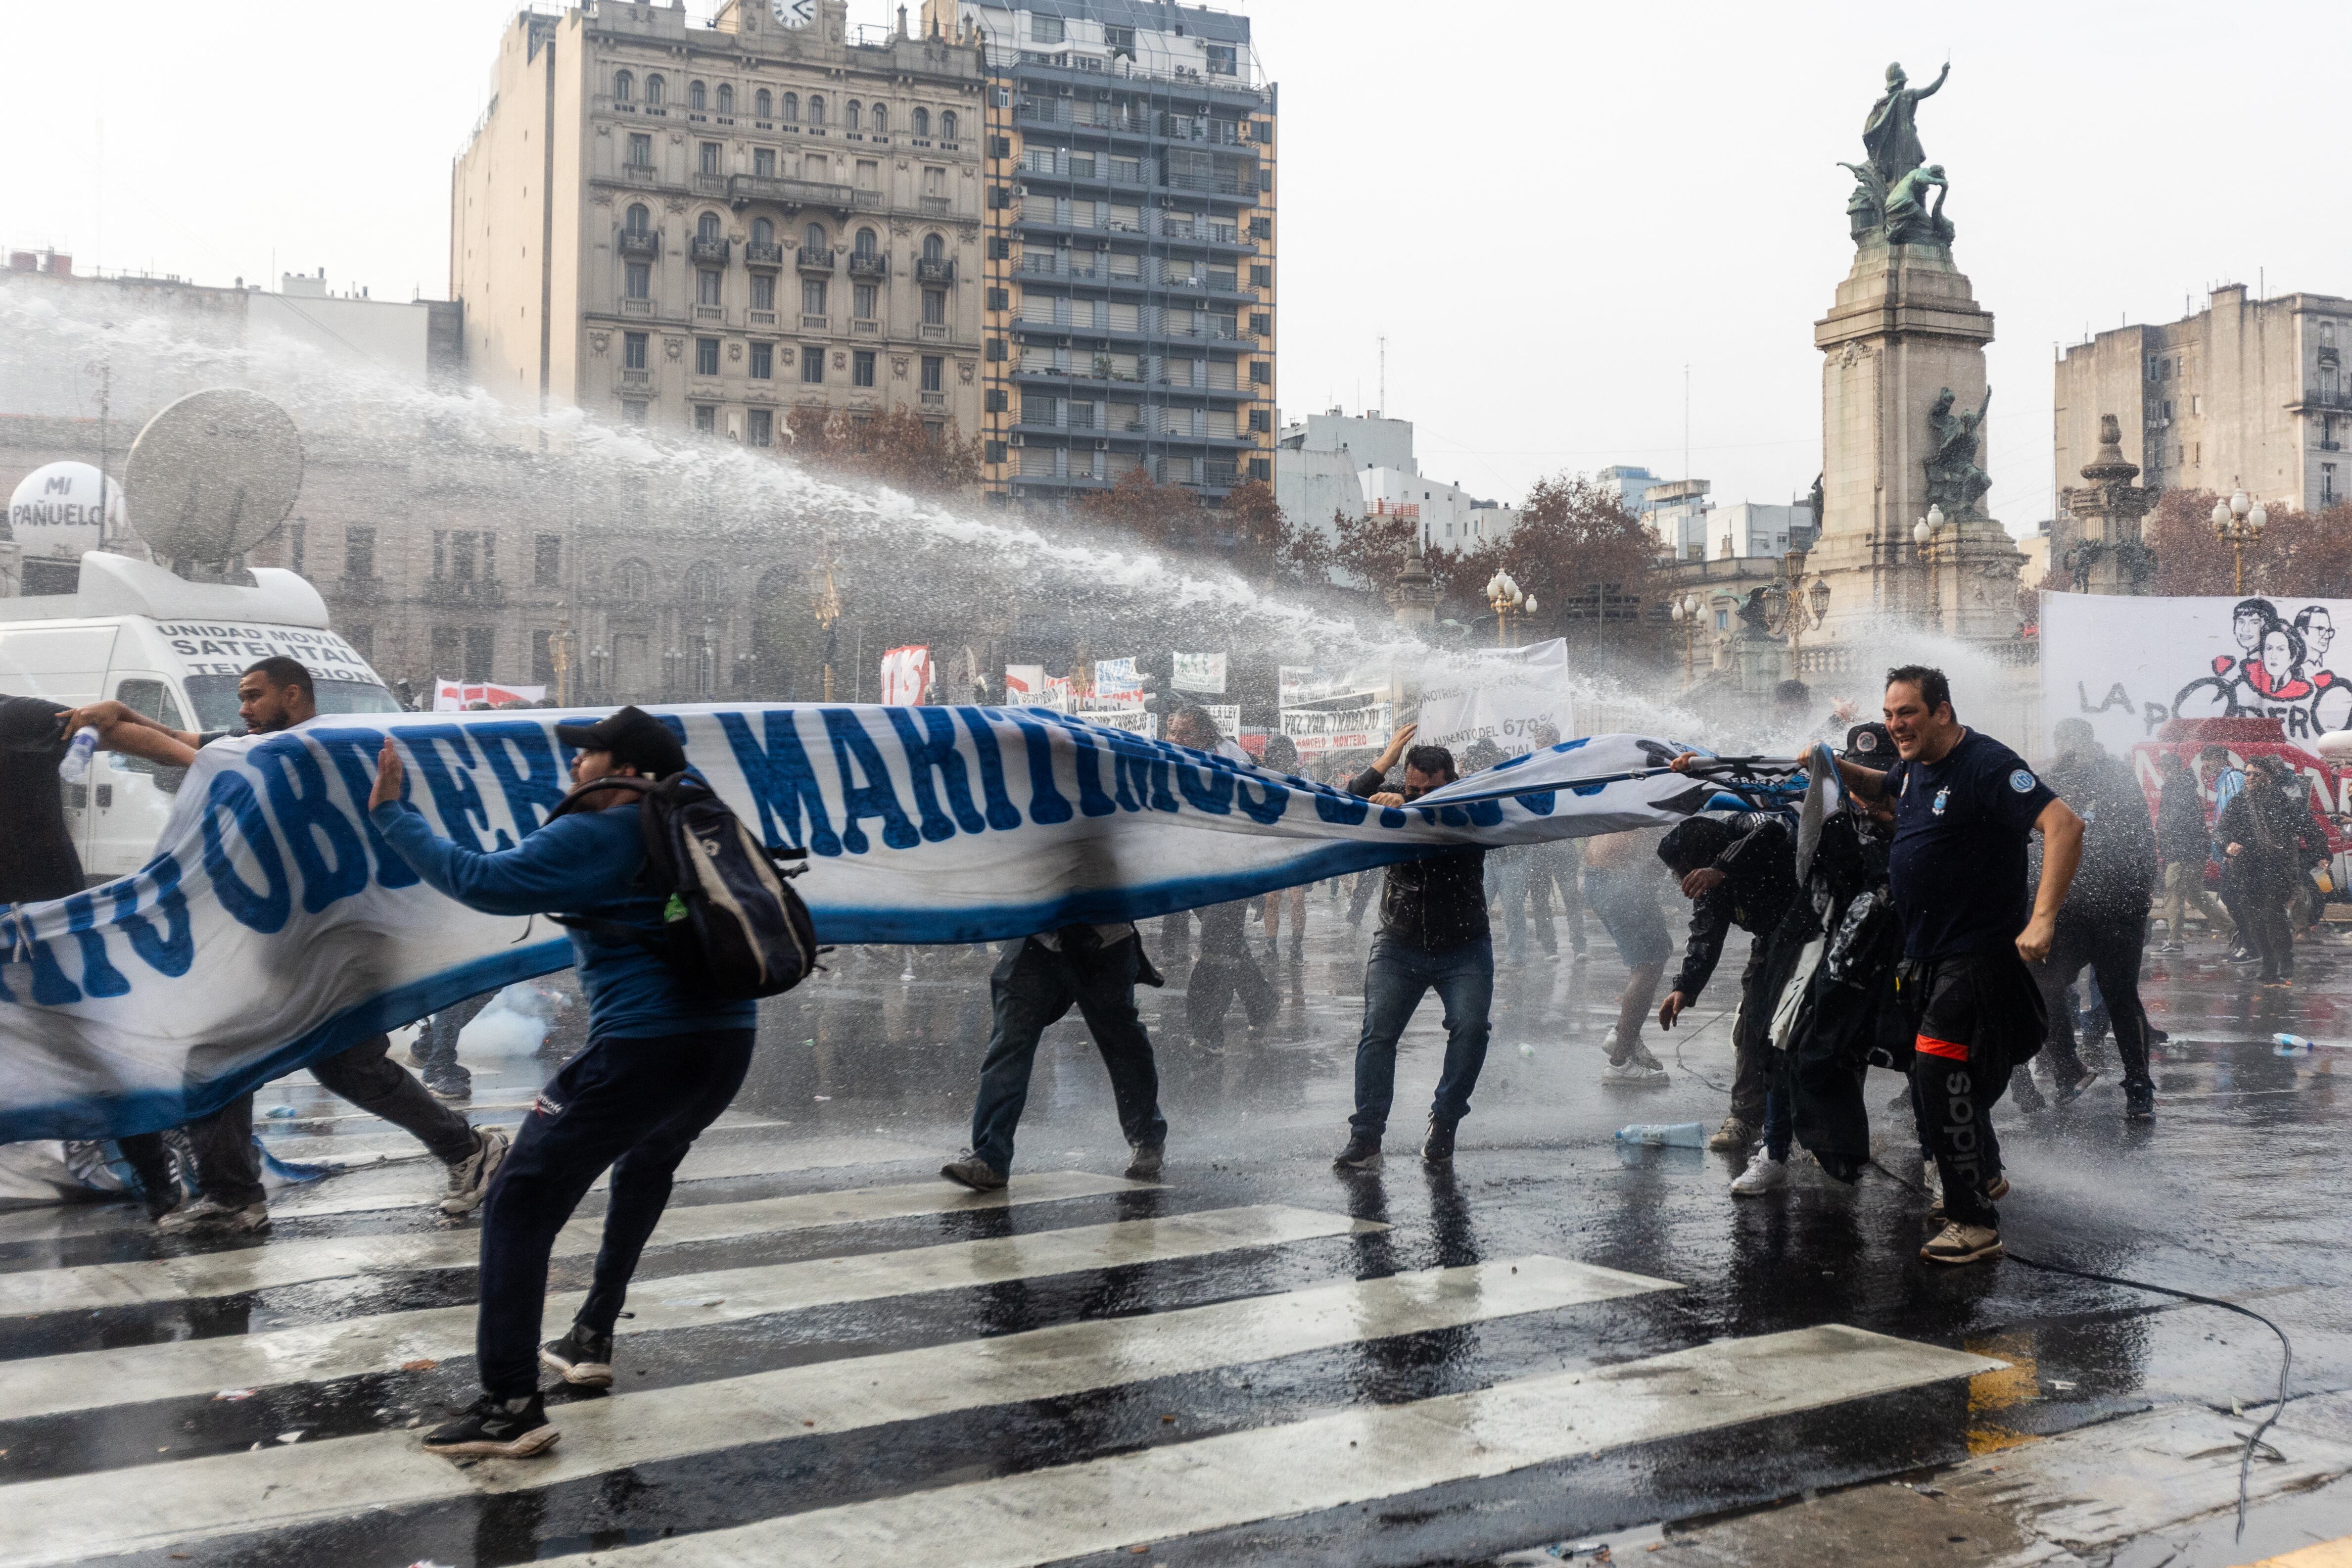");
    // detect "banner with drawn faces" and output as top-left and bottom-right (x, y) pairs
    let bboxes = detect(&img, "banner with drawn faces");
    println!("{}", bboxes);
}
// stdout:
(2041, 591), (2352, 751)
